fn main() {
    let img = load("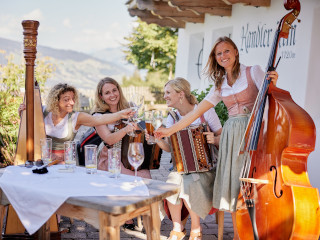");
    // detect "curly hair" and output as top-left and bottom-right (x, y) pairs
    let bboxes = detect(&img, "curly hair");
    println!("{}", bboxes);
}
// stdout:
(165, 77), (198, 105)
(93, 77), (129, 113)
(204, 36), (240, 90)
(45, 83), (80, 114)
